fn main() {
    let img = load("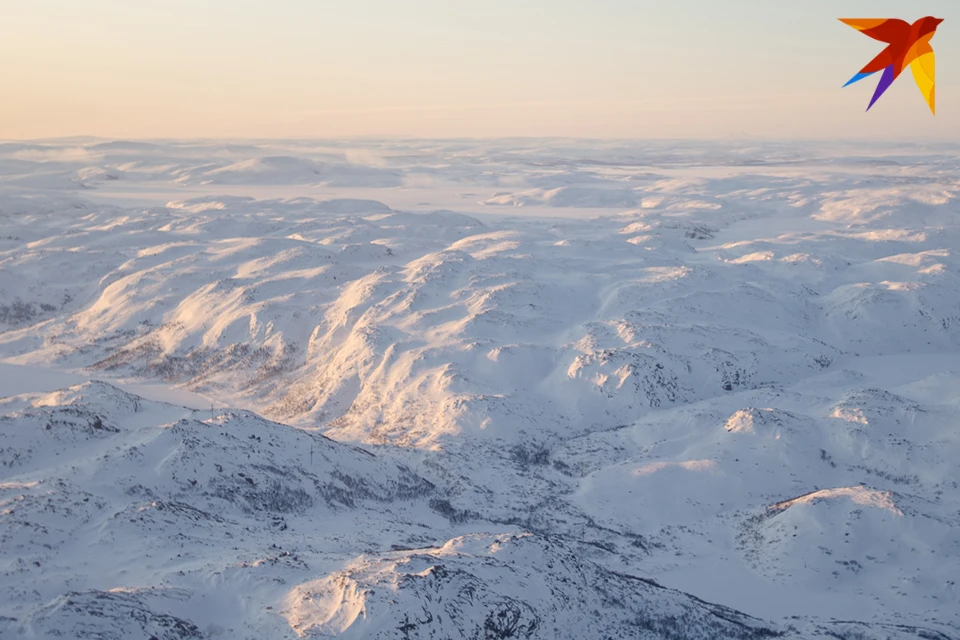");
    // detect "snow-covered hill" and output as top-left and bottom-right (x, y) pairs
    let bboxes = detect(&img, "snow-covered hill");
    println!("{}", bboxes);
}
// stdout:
(1, 139), (958, 638)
